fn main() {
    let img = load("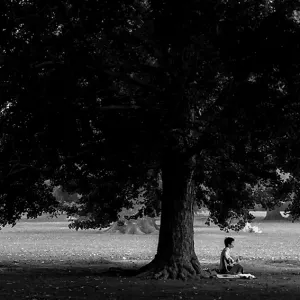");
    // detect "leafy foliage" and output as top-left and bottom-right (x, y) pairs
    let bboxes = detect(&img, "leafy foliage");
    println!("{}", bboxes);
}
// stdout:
(0, 0), (300, 233)
(53, 174), (161, 230)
